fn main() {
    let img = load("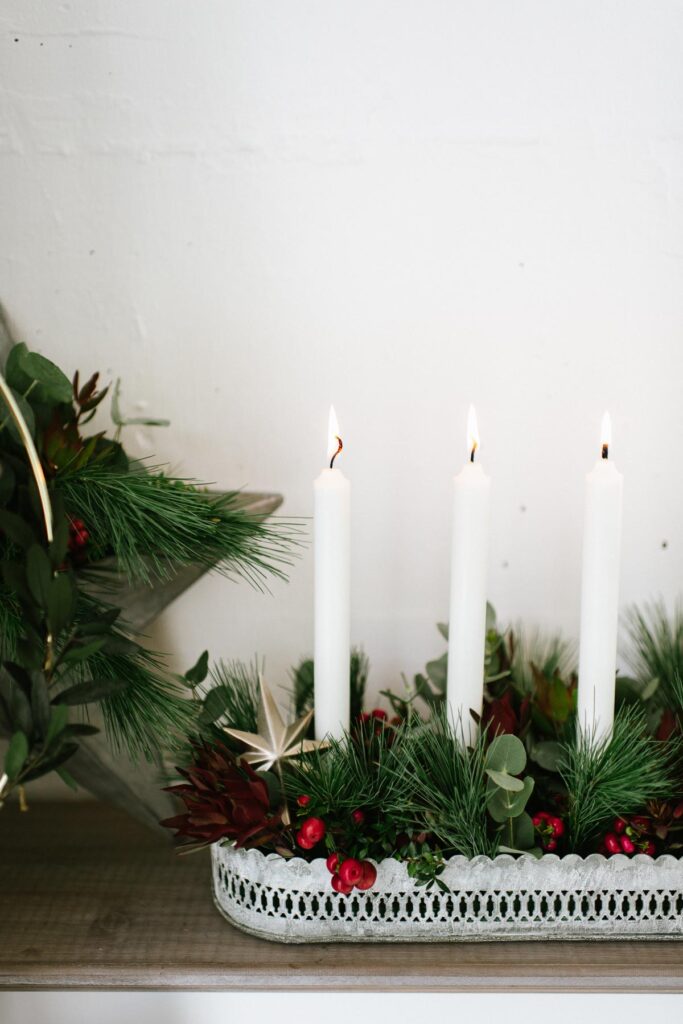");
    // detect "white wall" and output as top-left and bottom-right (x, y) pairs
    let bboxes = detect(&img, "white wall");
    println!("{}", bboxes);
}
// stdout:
(1, 1), (682, 707)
